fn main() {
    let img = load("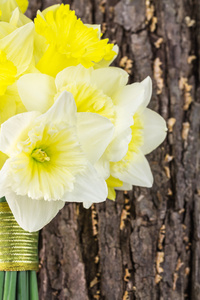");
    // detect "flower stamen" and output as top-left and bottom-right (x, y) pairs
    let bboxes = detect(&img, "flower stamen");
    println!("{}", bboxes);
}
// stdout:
(31, 148), (50, 163)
